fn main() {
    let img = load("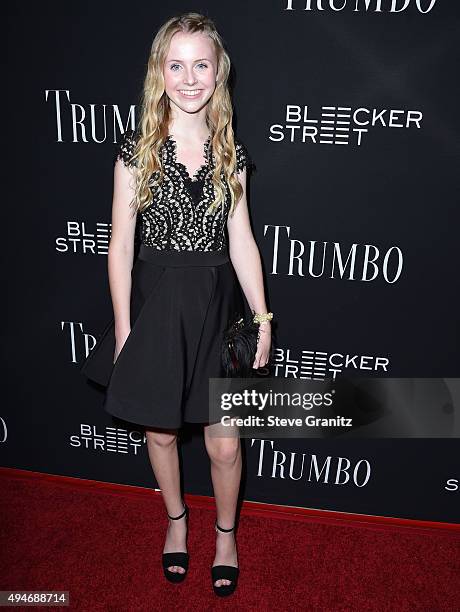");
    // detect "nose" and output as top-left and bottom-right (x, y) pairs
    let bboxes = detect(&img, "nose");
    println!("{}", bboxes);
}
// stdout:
(183, 66), (197, 86)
